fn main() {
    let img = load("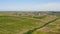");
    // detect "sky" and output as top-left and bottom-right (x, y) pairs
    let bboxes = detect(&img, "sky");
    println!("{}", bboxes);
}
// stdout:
(0, 0), (60, 11)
